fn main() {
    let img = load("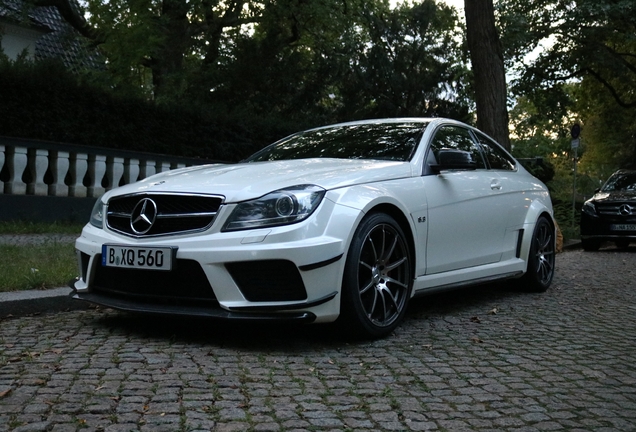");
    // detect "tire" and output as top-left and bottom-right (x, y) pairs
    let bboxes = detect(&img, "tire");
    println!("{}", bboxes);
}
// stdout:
(522, 216), (555, 292)
(581, 238), (601, 251)
(615, 239), (630, 249)
(339, 213), (412, 339)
